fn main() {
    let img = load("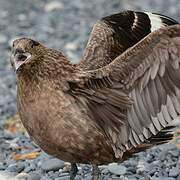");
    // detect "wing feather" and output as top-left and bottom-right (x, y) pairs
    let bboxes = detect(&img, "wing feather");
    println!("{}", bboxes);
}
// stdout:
(79, 10), (178, 70)
(72, 23), (180, 158)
